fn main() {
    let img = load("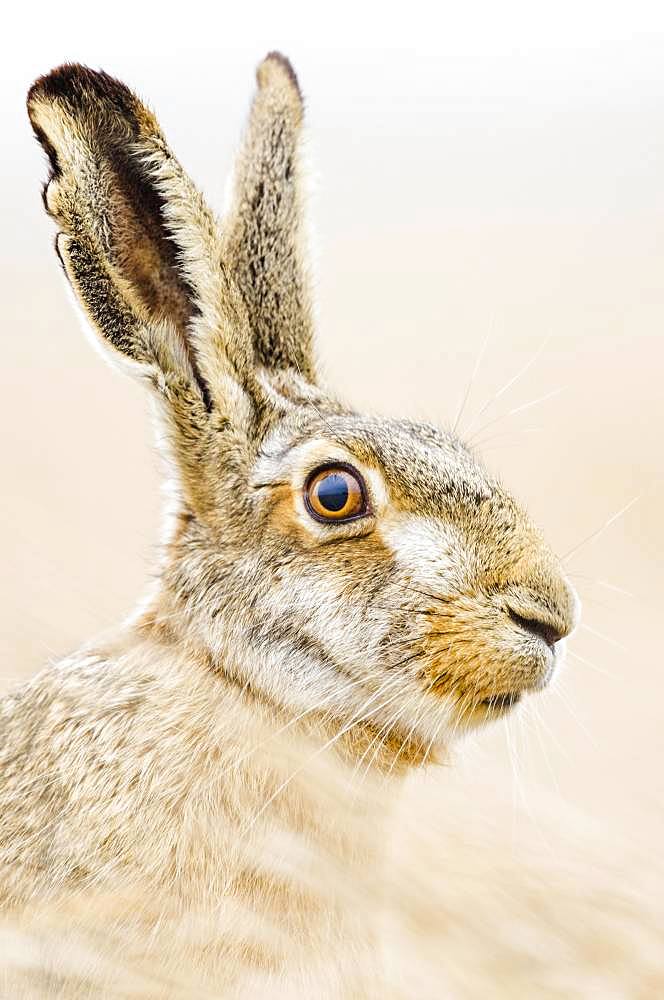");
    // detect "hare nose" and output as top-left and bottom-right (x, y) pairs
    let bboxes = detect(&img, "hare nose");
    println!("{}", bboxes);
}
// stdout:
(507, 608), (567, 648)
